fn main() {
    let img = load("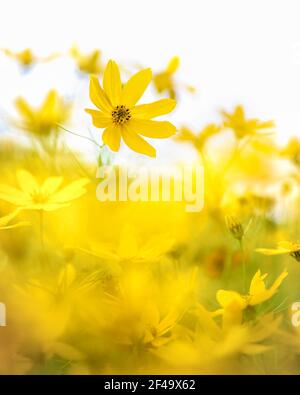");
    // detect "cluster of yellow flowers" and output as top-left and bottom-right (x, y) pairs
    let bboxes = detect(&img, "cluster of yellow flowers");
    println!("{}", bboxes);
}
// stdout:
(1, 47), (300, 375)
